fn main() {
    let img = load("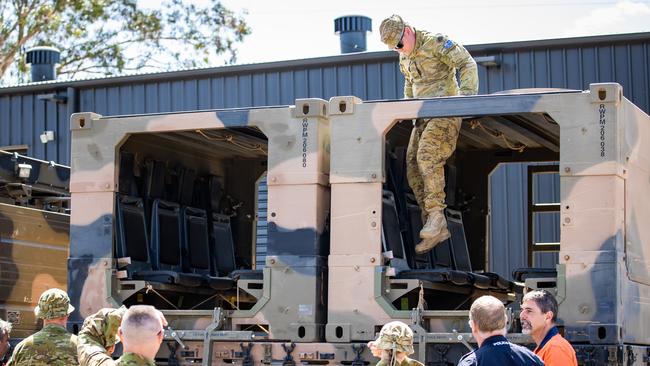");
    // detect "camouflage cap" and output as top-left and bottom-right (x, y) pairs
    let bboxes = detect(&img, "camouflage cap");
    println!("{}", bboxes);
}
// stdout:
(33, 288), (75, 320)
(372, 321), (415, 354)
(379, 15), (405, 49)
